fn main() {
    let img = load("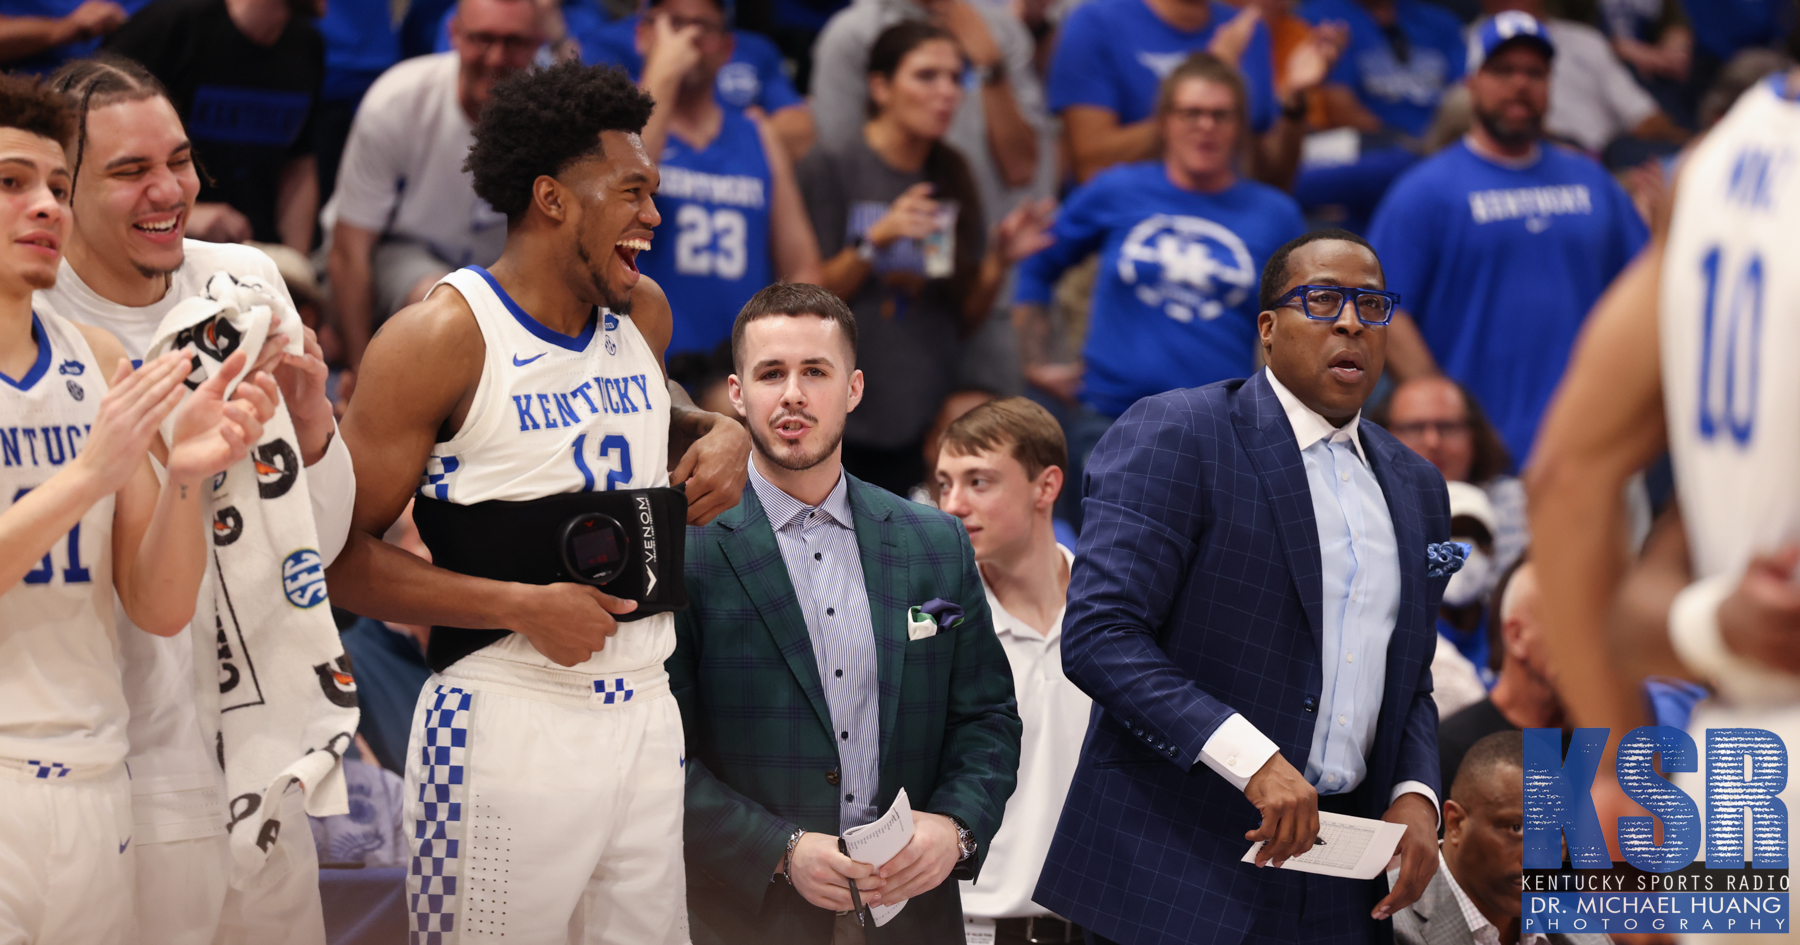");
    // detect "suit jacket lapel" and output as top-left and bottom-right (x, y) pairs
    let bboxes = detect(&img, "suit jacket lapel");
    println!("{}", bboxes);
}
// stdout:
(1232, 372), (1324, 650)
(847, 479), (908, 762)
(1364, 430), (1426, 729)
(715, 487), (835, 736)
(1420, 874), (1476, 945)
